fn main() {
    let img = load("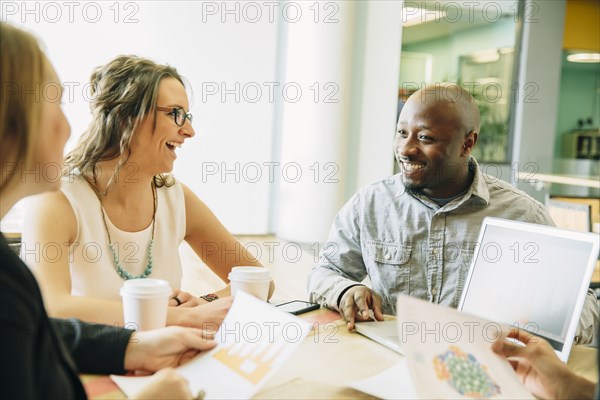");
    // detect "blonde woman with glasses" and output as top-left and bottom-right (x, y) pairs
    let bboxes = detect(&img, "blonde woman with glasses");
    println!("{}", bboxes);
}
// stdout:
(21, 55), (272, 328)
(1, 22), (218, 399)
